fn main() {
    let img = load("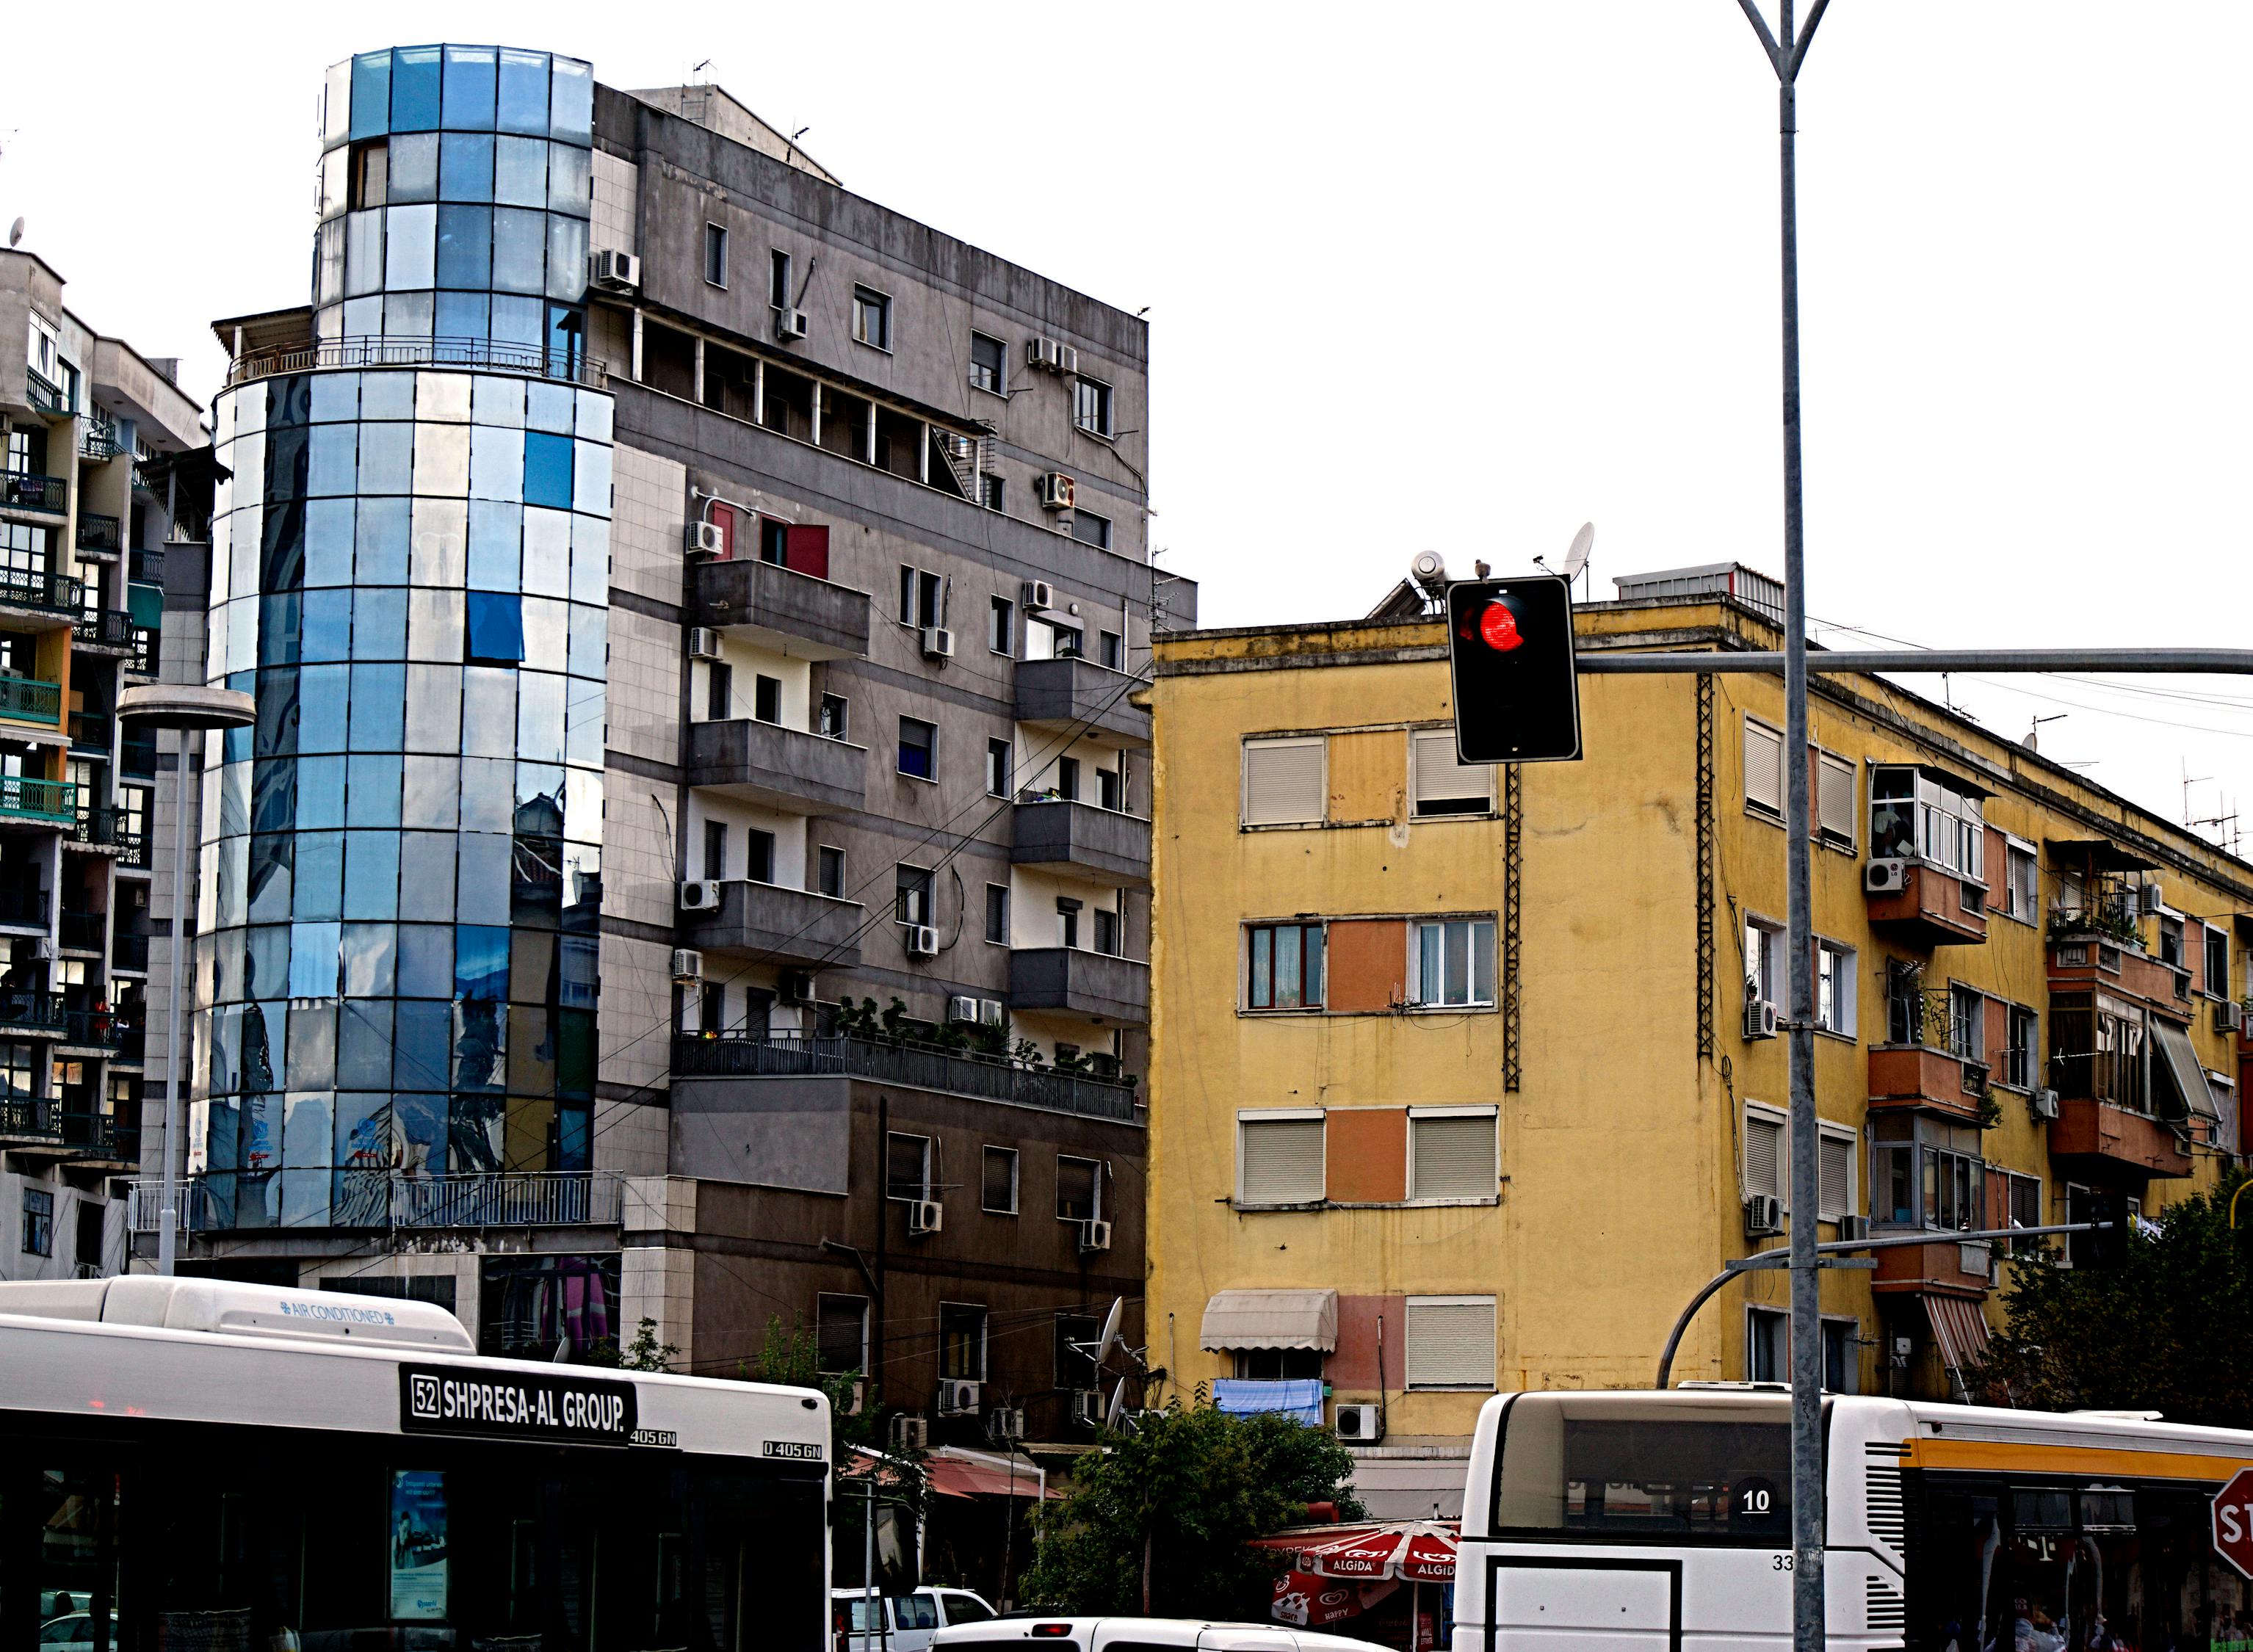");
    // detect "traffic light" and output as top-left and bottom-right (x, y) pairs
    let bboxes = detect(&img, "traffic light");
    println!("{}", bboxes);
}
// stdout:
(1445, 576), (1583, 764)
(2074, 1188), (2130, 1268)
